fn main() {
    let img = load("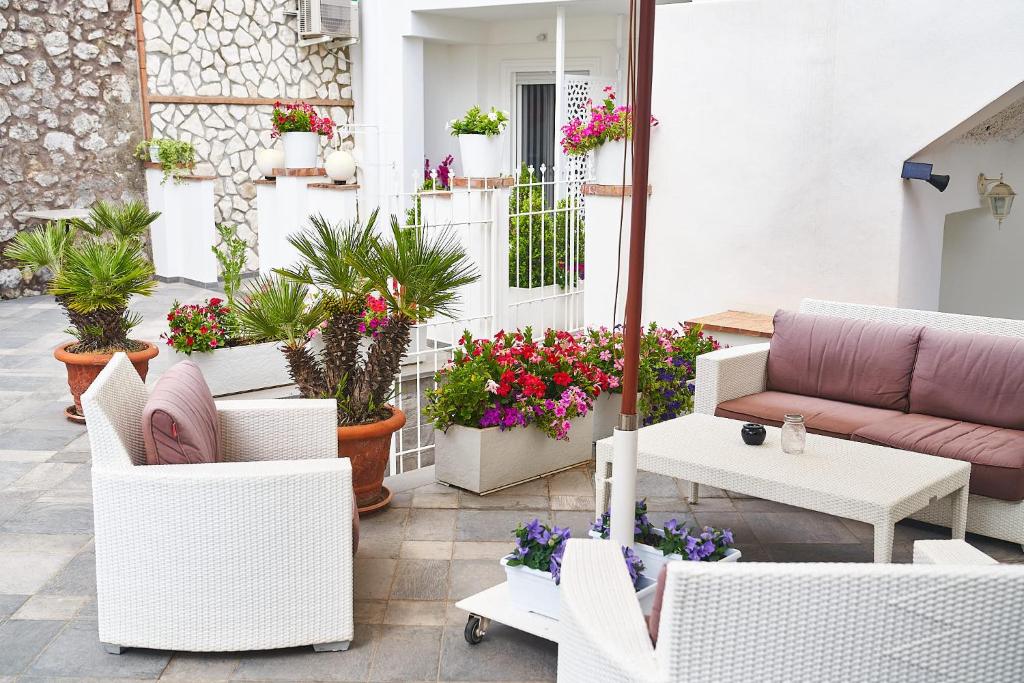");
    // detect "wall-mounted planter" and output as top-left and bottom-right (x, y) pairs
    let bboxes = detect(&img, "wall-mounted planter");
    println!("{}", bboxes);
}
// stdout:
(458, 133), (503, 178)
(163, 341), (292, 396)
(434, 412), (594, 494)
